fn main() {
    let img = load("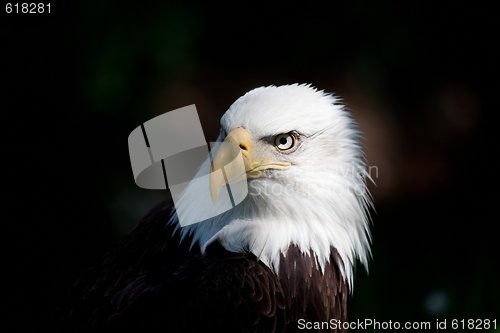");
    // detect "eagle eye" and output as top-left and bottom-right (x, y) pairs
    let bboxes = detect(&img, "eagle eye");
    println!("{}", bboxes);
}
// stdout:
(274, 133), (296, 151)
